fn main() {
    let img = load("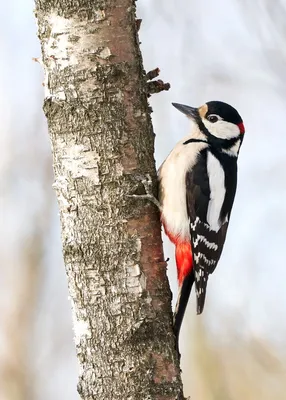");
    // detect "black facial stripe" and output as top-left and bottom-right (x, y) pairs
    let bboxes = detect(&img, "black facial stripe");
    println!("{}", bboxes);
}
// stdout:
(183, 109), (228, 146)
(183, 119), (240, 150)
(183, 138), (208, 145)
